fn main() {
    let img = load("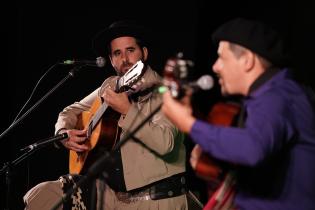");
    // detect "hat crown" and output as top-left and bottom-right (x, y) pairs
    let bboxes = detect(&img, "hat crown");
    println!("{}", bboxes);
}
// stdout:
(212, 17), (288, 66)
(92, 20), (146, 57)
(108, 20), (144, 30)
